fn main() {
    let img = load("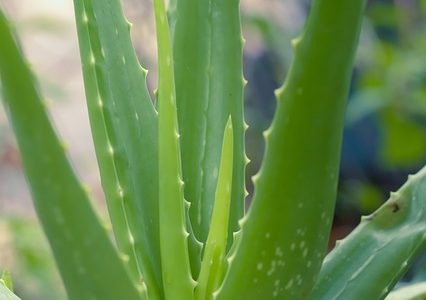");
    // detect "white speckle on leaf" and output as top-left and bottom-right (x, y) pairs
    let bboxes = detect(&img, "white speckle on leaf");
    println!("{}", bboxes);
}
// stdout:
(274, 279), (280, 286)
(128, 232), (135, 245)
(118, 185), (124, 198)
(285, 279), (294, 290)
(82, 12), (89, 24)
(213, 167), (218, 178)
(402, 261), (408, 268)
(108, 143), (114, 155)
(89, 53), (96, 65)
(296, 274), (303, 285)
(272, 291), (278, 297)
(267, 260), (277, 276)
